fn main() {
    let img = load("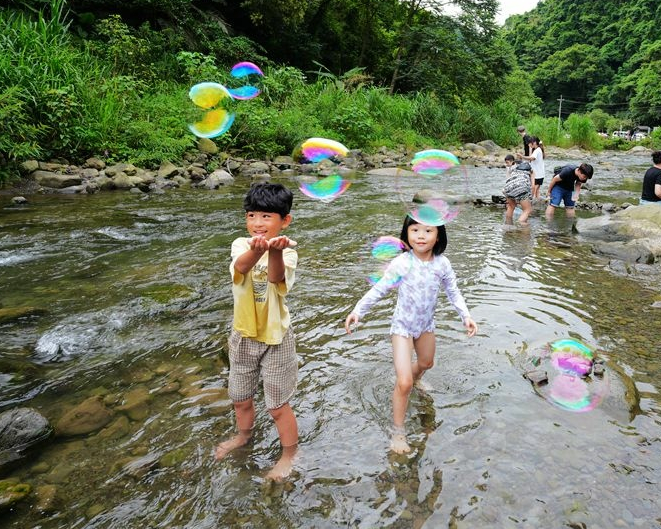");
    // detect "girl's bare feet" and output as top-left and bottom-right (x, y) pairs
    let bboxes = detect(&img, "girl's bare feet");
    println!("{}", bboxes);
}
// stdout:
(390, 432), (411, 454)
(214, 432), (251, 460)
(414, 378), (433, 392)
